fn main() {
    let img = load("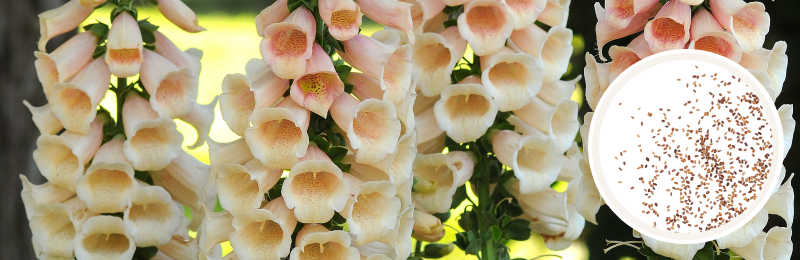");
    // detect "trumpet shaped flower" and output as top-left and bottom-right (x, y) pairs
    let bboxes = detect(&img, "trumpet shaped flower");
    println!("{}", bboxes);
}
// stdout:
(19, 175), (73, 220)
(584, 53), (611, 110)
(74, 215), (136, 260)
(179, 96), (218, 149)
(219, 73), (256, 136)
(709, 0), (770, 54)
(344, 181), (402, 245)
(214, 160), (282, 214)
(608, 34), (652, 82)
(319, 0), (363, 41)
(197, 210), (235, 259)
(34, 31), (97, 95)
(155, 0), (206, 33)
(689, 9), (742, 62)
(641, 235), (704, 260)
(377, 207), (414, 259)
(504, 0), (547, 29)
(481, 50), (544, 111)
(342, 35), (414, 104)
(538, 0), (571, 27)
(256, 0), (291, 37)
(575, 157), (605, 225)
(123, 186), (183, 247)
(411, 153), (461, 214)
(433, 83), (498, 143)
(412, 27), (467, 97)
(457, 0), (514, 55)
(23, 101), (64, 135)
(594, 1), (660, 60)
(154, 31), (202, 76)
(511, 97), (579, 153)
(414, 107), (446, 154)
(537, 76), (581, 107)
(290, 44), (345, 116)
(150, 150), (212, 229)
(261, 7), (316, 79)
(49, 58), (110, 134)
(493, 130), (563, 194)
(230, 197), (298, 260)
(331, 94), (401, 164)
(245, 97), (310, 169)
(37, 0), (93, 51)
(716, 208), (768, 249)
(33, 118), (103, 191)
(105, 11), (143, 78)
(739, 41), (787, 101)
(509, 25), (573, 83)
(764, 173), (794, 228)
(603, 0), (659, 29)
(29, 203), (78, 259)
(358, 0), (415, 44)
(412, 210), (445, 242)
(779, 104), (794, 158)
(729, 227), (793, 260)
(140, 49), (199, 118)
(122, 93), (183, 171)
(247, 59), (292, 109)
(75, 135), (138, 213)
(289, 224), (361, 260)
(282, 146), (351, 223)
(643, 0), (691, 53)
